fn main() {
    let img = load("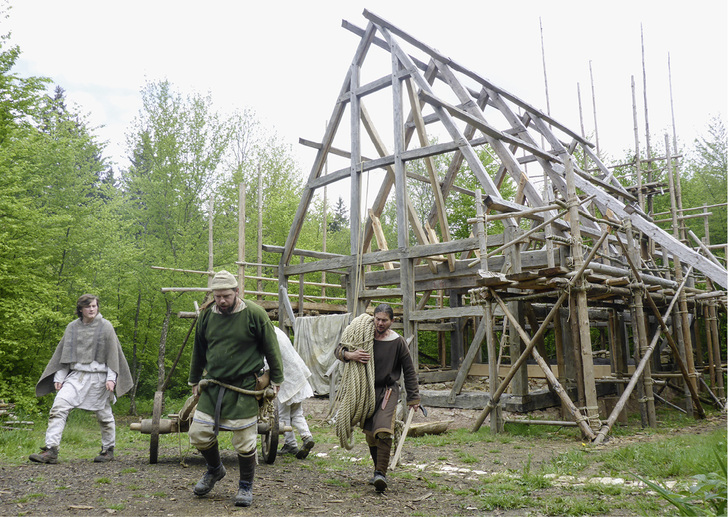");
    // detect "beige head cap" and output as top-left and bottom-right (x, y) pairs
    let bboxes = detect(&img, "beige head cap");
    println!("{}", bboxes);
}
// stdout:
(210, 270), (238, 290)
